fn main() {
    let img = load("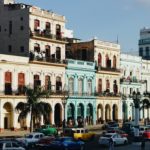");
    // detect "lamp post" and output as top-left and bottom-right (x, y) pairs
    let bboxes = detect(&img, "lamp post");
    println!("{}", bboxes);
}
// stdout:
(132, 91), (141, 137)
(62, 90), (69, 131)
